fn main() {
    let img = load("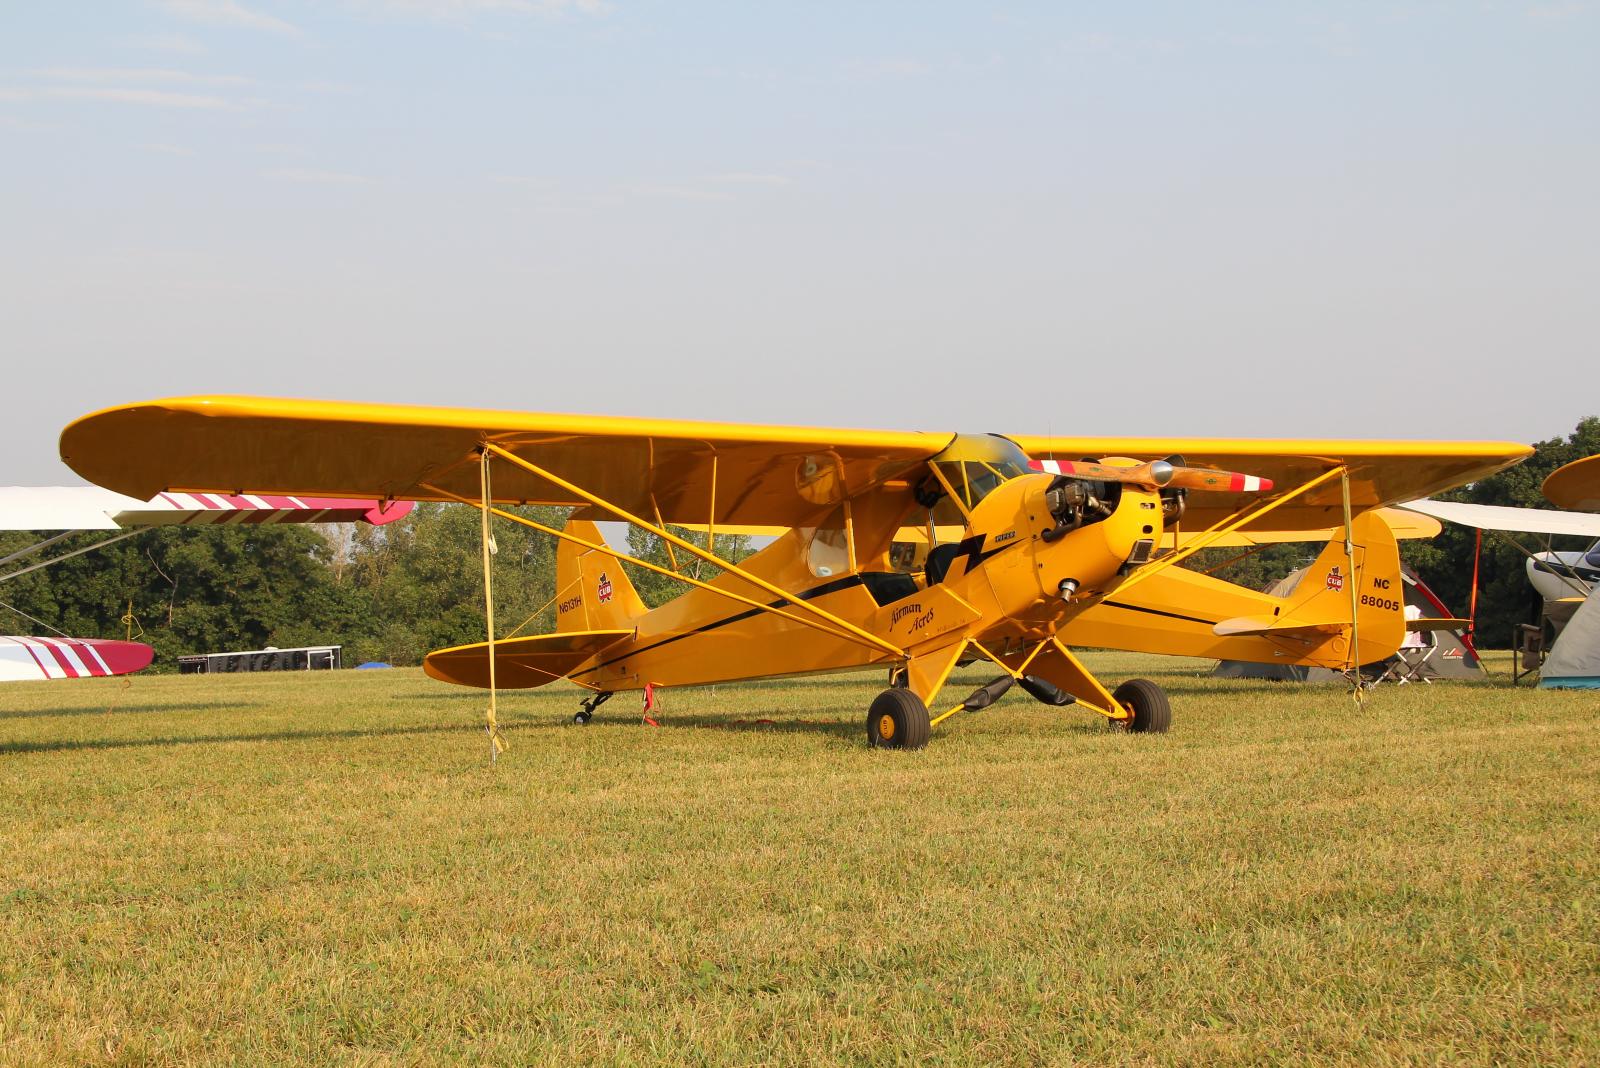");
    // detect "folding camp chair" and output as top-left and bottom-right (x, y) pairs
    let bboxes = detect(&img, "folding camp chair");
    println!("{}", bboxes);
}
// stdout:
(1511, 623), (1545, 686)
(1375, 613), (1448, 685)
